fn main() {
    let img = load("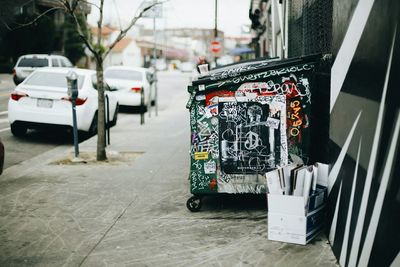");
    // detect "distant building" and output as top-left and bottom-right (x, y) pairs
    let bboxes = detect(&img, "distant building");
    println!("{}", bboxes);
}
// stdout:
(90, 26), (143, 68)
(249, 0), (331, 59)
(0, 0), (91, 71)
(107, 38), (142, 68)
(249, 0), (287, 58)
(17, 0), (91, 54)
